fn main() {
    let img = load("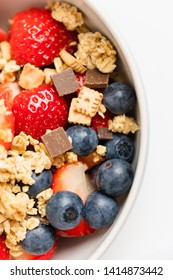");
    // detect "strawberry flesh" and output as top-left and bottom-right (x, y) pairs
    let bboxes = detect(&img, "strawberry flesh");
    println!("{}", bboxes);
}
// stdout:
(0, 236), (10, 260)
(57, 219), (95, 237)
